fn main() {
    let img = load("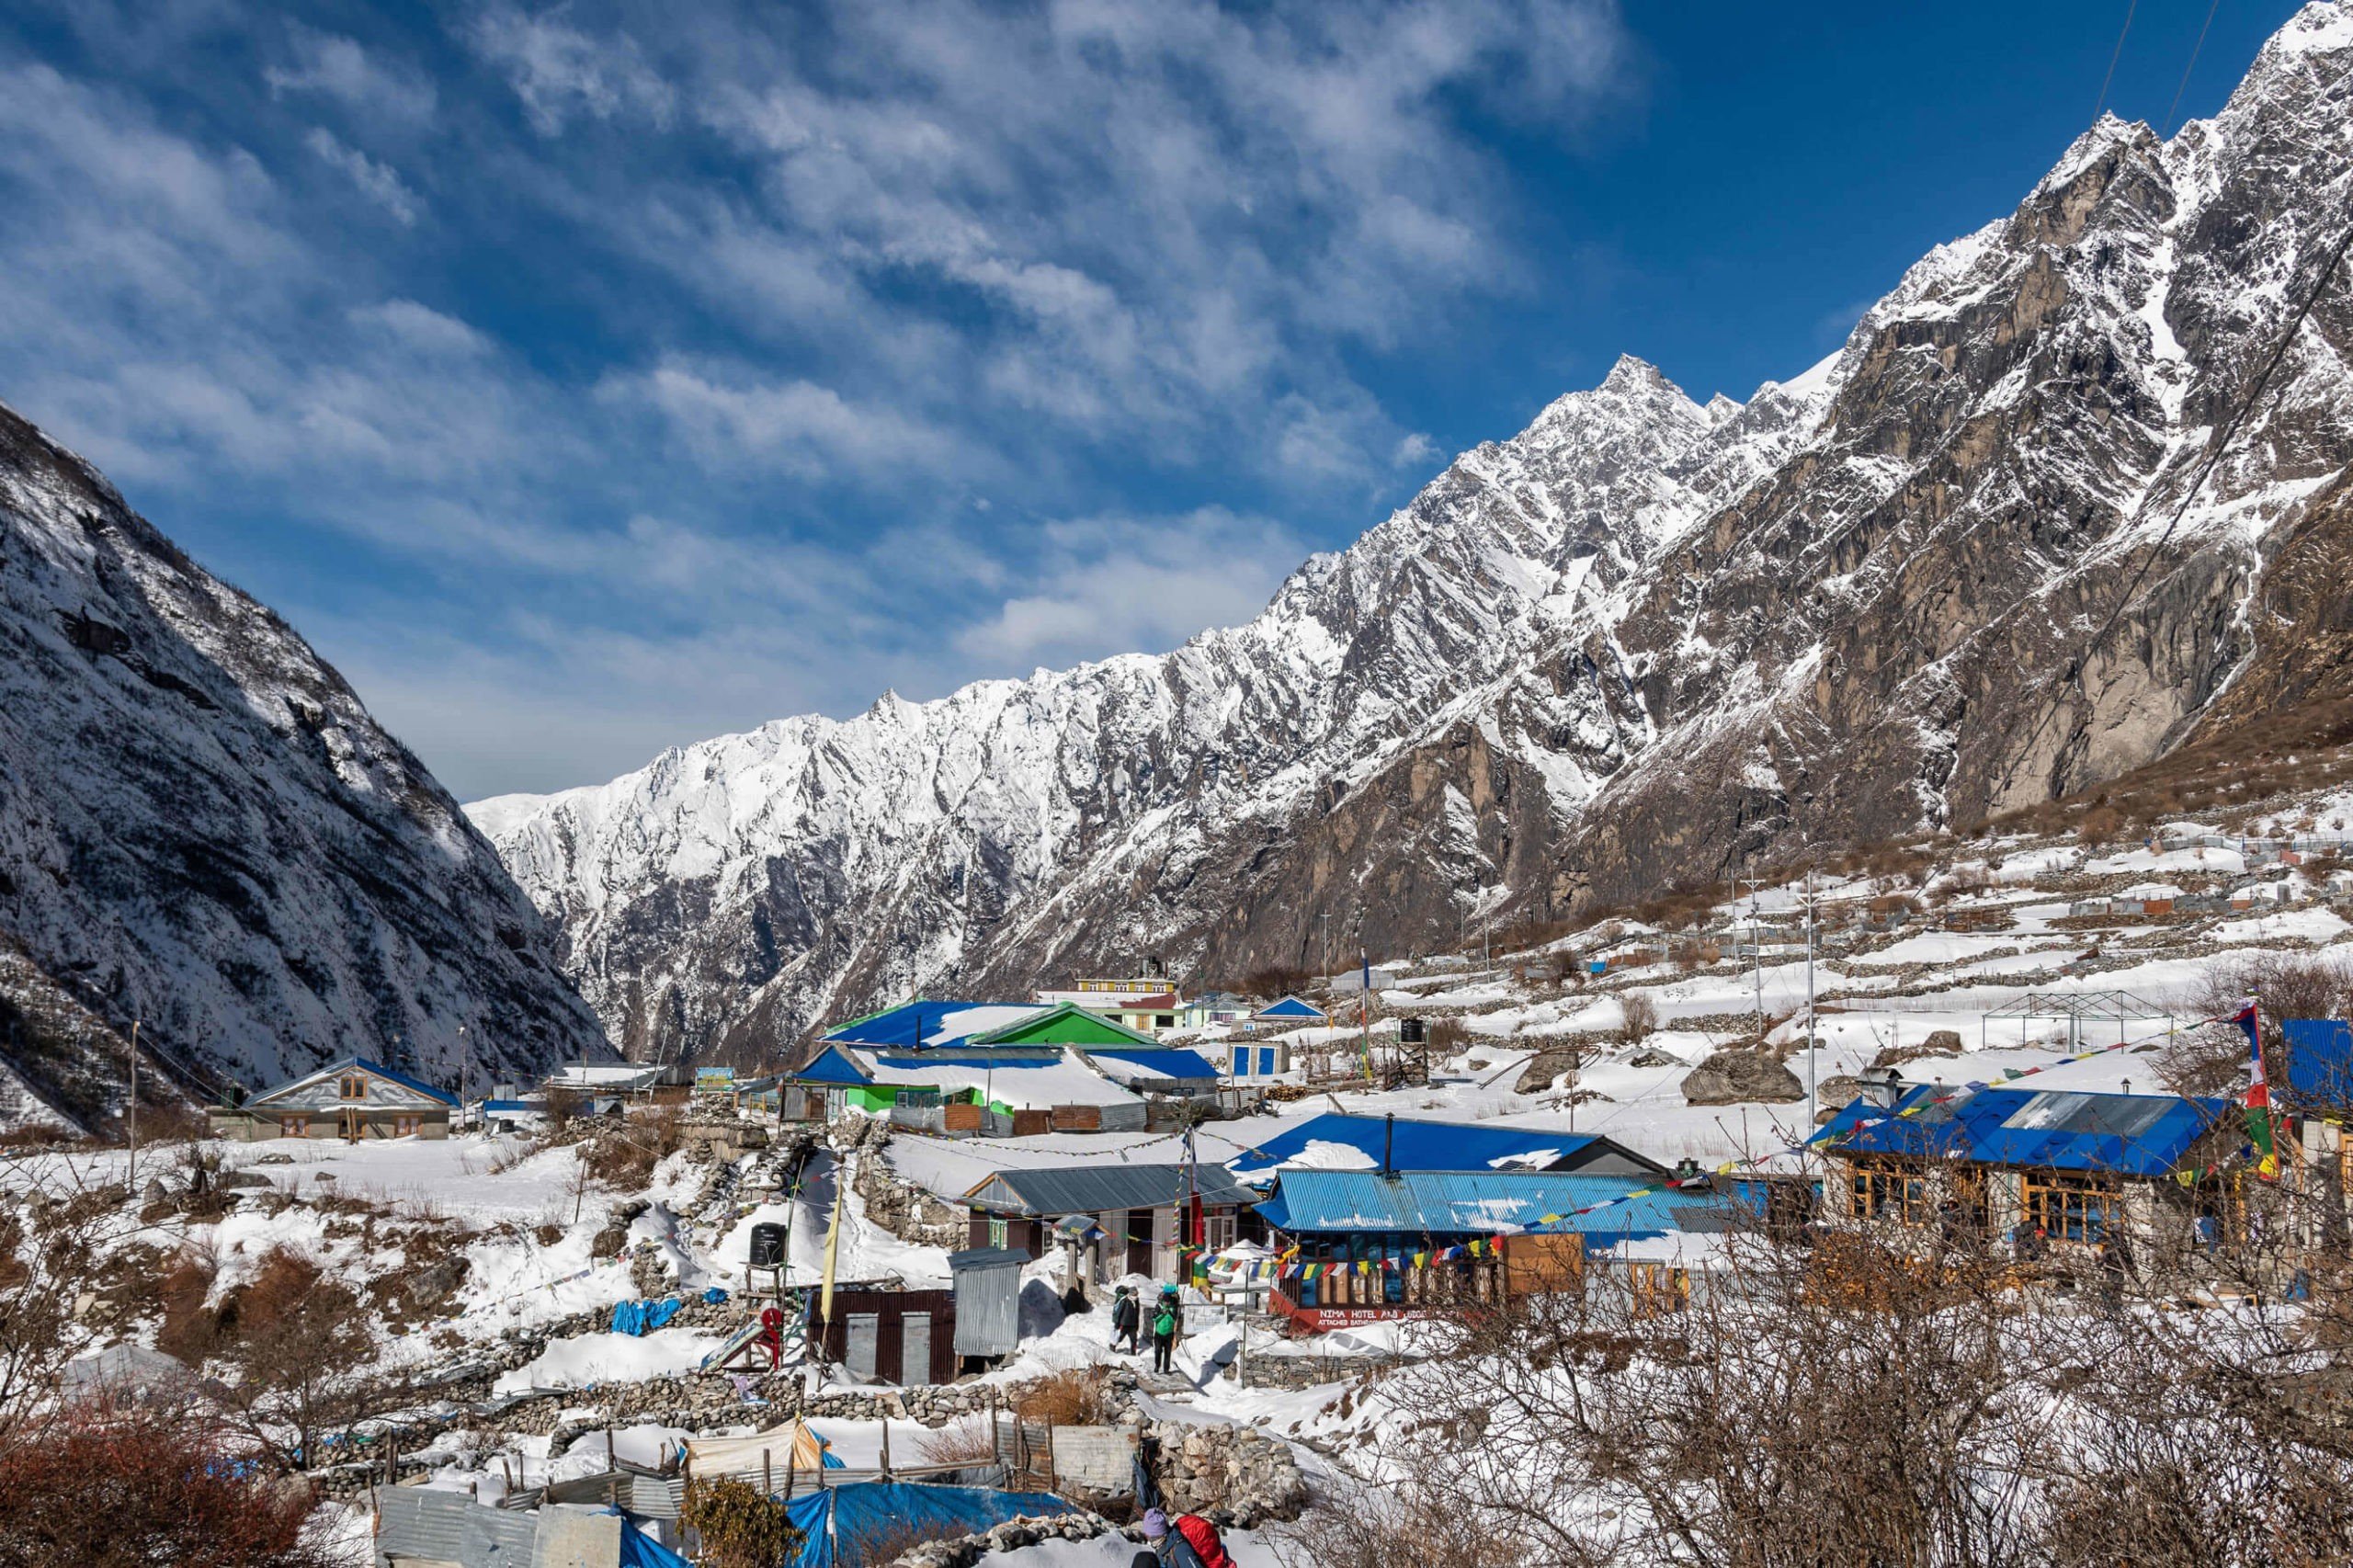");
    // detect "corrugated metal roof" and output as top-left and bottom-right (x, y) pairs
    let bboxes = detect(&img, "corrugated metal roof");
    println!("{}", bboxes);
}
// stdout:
(791, 1045), (874, 1085)
(1227, 1113), (1599, 1176)
(252, 1056), (460, 1108)
(1253, 996), (1325, 1019)
(1813, 1085), (2232, 1177)
(1255, 1169), (1723, 1240)
(374, 1486), (538, 1565)
(1086, 1049), (1221, 1082)
(2283, 1019), (2353, 1105)
(824, 1000), (1043, 1050)
(962, 1163), (1254, 1216)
